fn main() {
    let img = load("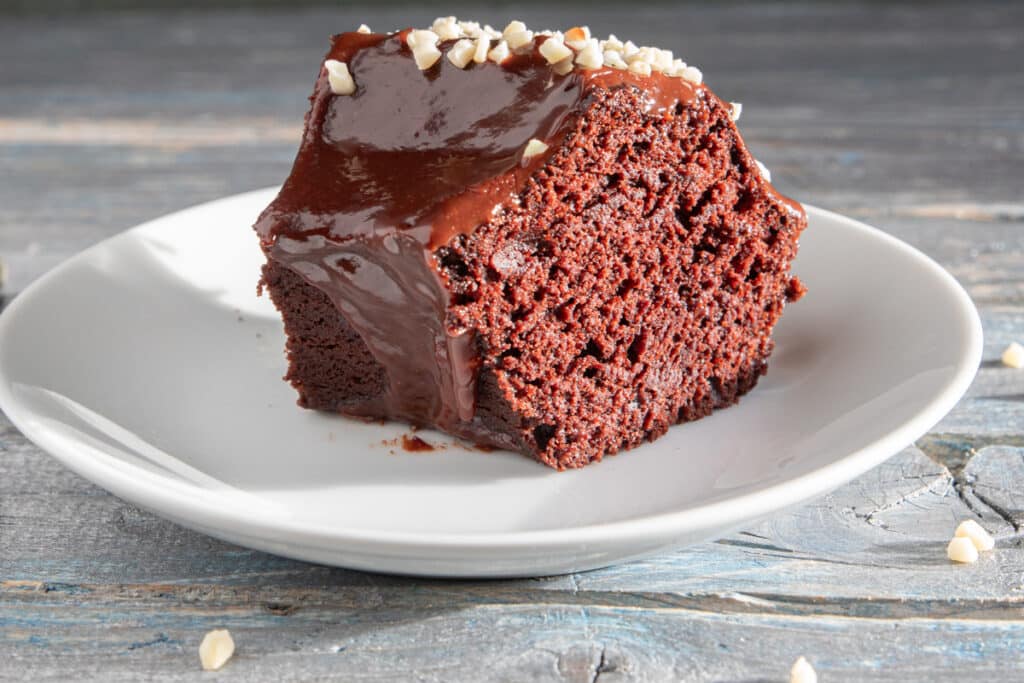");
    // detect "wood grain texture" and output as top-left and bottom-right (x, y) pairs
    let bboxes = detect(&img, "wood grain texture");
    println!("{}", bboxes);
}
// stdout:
(1, 3), (1023, 680)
